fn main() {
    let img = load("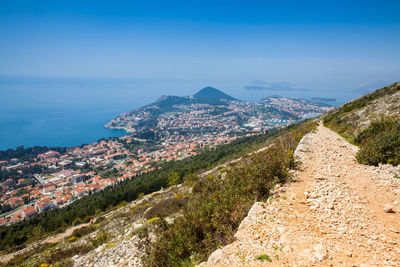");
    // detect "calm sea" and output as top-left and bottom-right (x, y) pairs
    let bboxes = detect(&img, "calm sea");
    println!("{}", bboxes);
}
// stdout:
(0, 107), (128, 150)
(0, 77), (216, 150)
(0, 76), (345, 151)
(0, 77), (162, 150)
